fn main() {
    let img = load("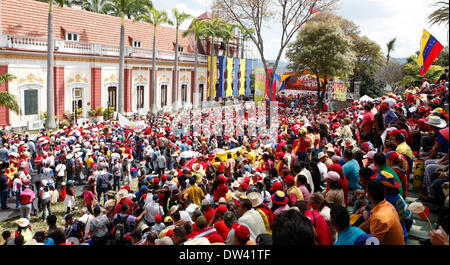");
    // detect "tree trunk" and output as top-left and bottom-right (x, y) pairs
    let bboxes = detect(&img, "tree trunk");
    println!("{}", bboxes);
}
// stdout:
(173, 26), (179, 112)
(241, 39), (244, 59)
(45, 6), (56, 129)
(118, 14), (125, 114)
(194, 39), (199, 108)
(151, 25), (157, 113)
(209, 38), (215, 101)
